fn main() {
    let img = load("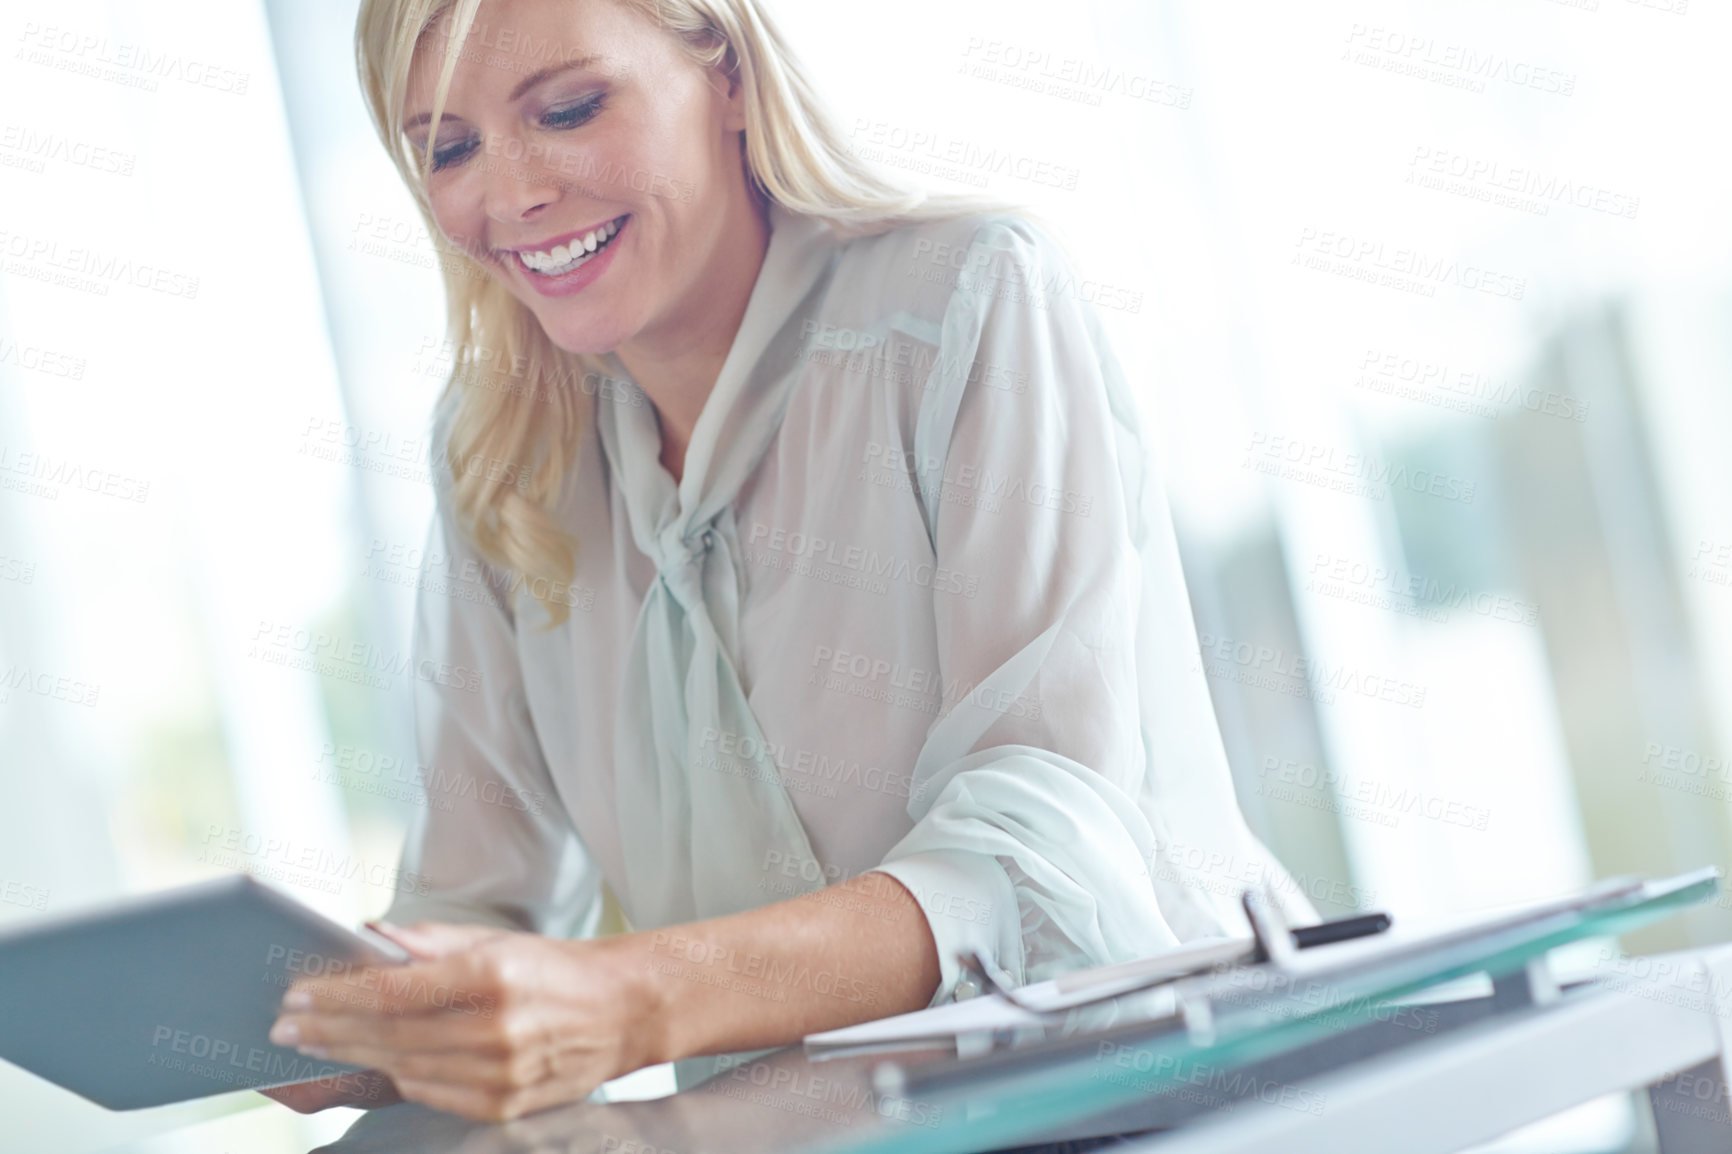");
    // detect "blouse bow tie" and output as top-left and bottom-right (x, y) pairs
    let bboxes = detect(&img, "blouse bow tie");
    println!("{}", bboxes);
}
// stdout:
(655, 524), (716, 609)
(591, 204), (841, 931)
